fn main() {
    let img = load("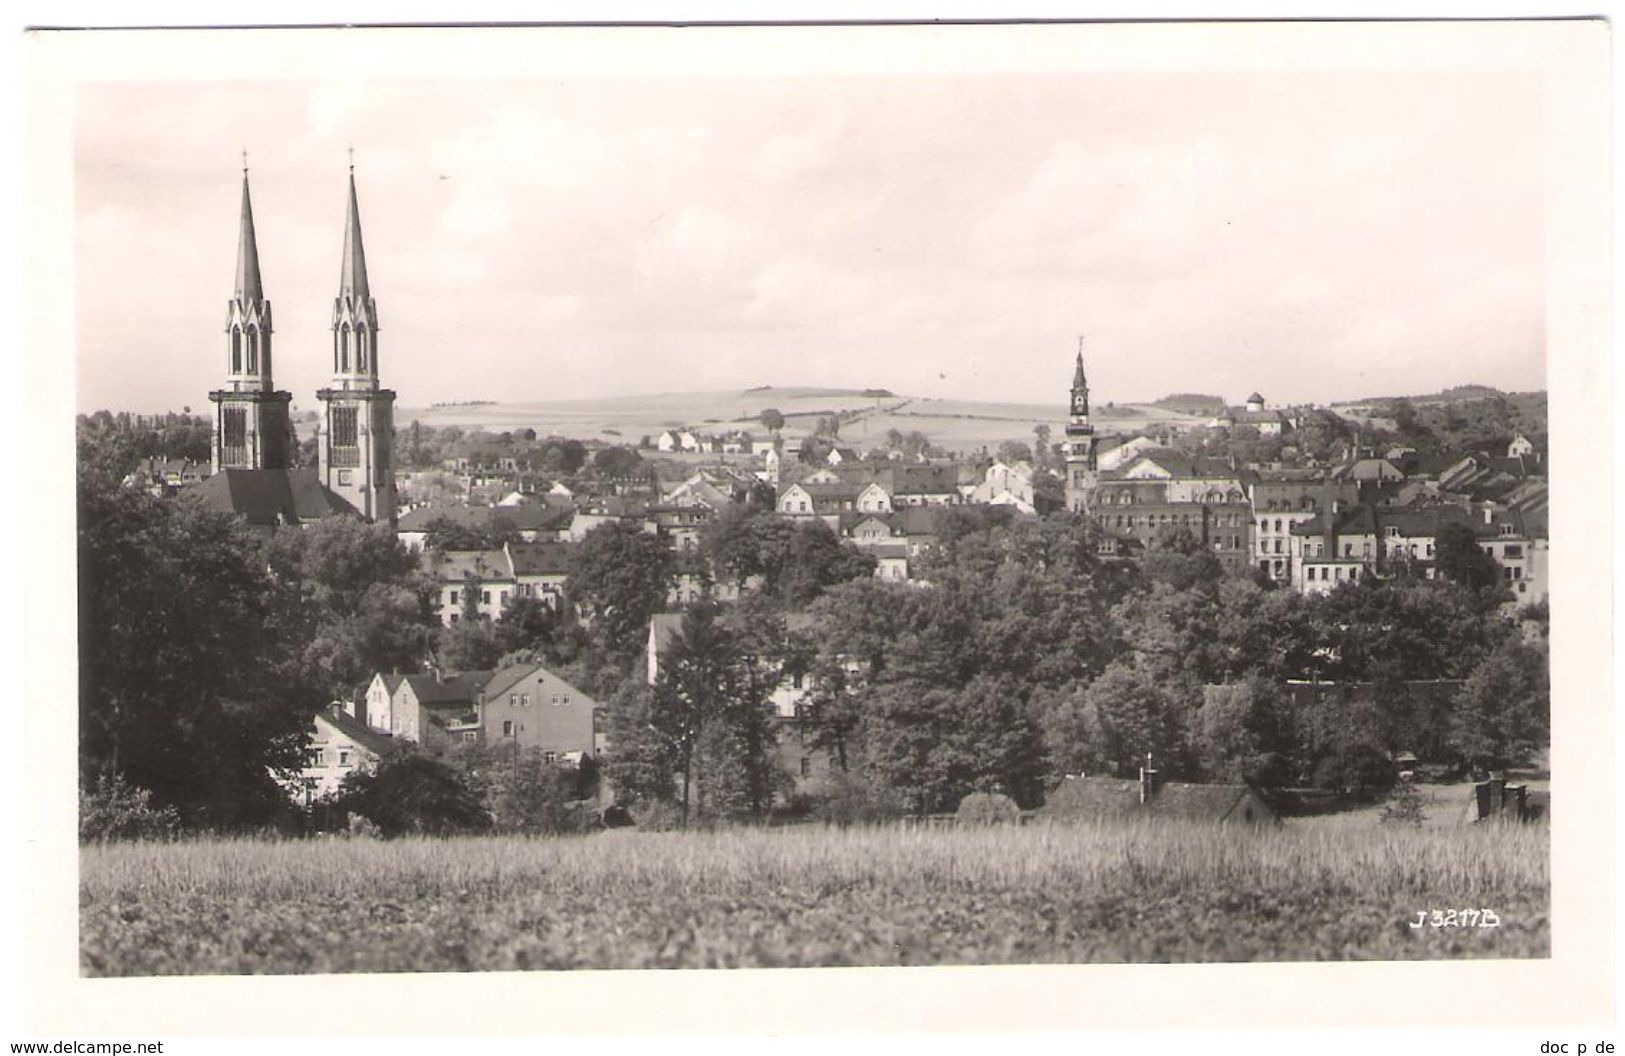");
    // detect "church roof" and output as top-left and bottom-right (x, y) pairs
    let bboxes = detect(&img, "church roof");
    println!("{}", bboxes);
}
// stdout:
(1072, 351), (1088, 391)
(339, 171), (371, 304)
(186, 469), (360, 528)
(235, 173), (264, 304)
